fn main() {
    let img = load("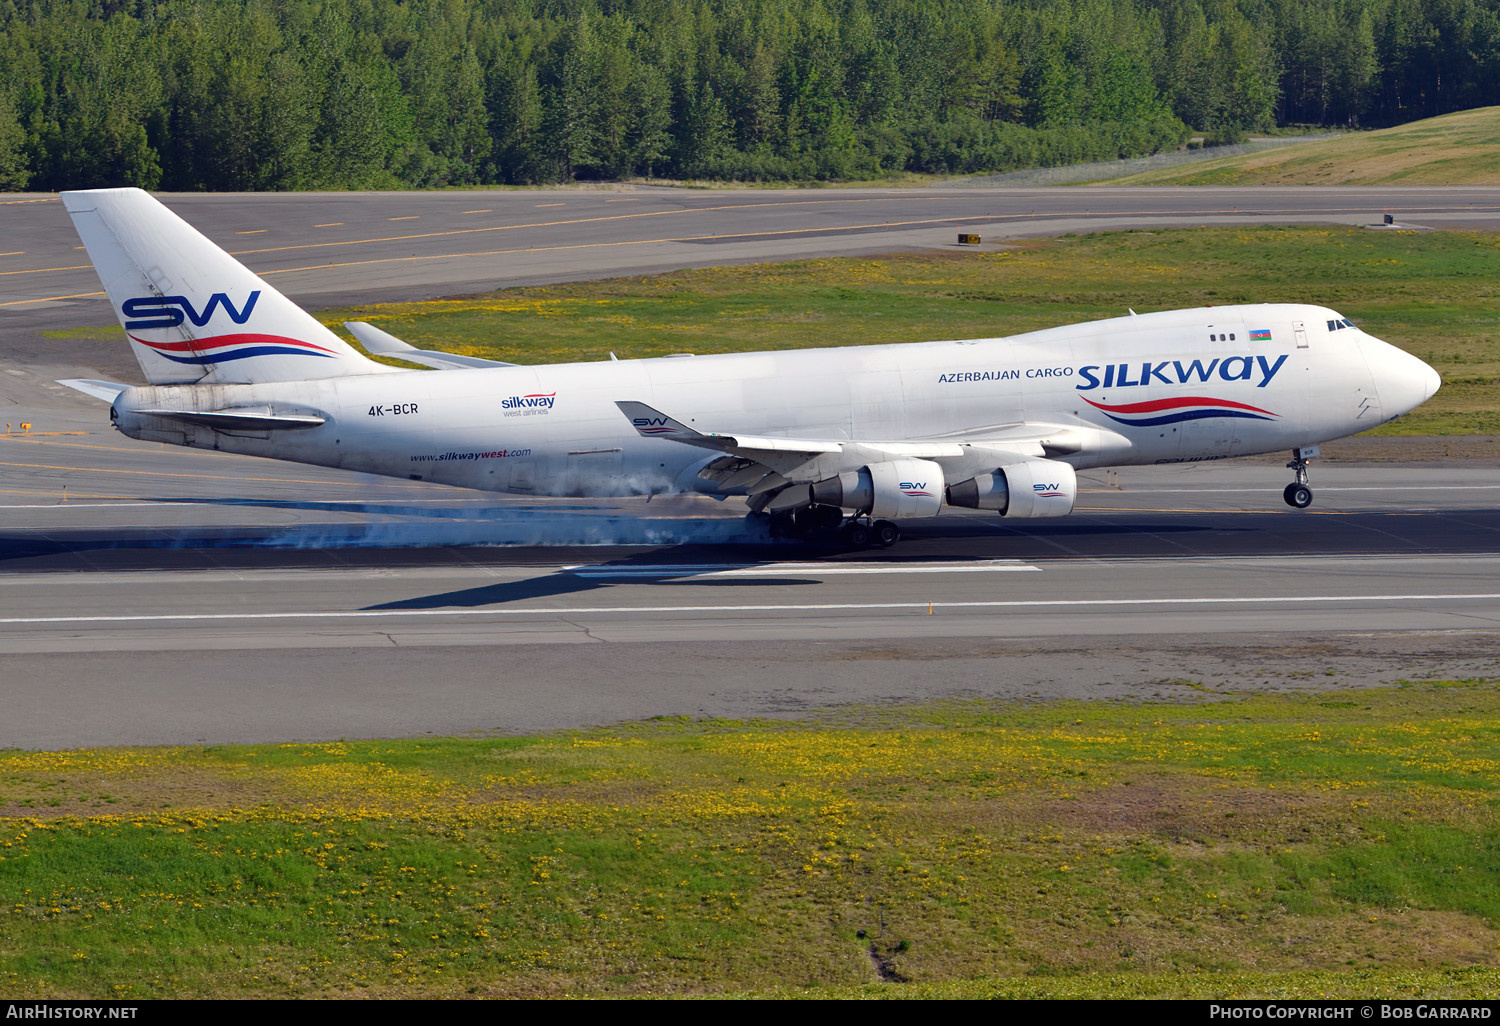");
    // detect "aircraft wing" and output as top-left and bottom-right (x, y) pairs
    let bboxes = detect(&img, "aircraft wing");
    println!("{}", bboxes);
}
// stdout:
(343, 321), (517, 370)
(615, 401), (1104, 487)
